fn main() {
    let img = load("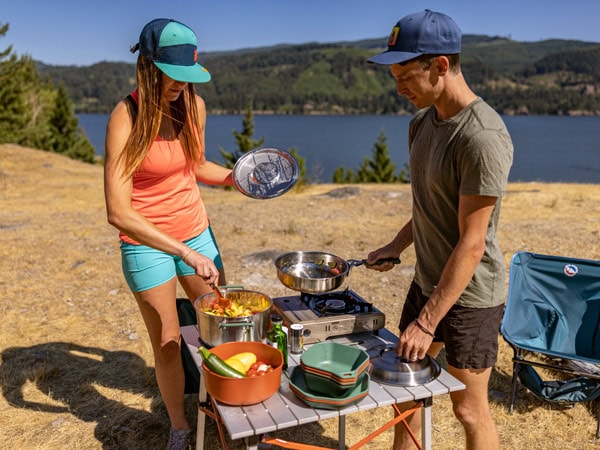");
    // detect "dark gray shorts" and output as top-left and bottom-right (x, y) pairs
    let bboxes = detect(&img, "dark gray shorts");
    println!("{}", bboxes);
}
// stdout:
(399, 281), (505, 369)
